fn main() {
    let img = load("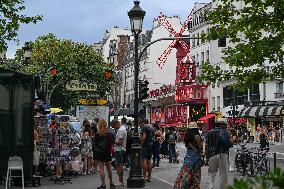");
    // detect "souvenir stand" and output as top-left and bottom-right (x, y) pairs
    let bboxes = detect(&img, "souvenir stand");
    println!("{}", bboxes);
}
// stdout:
(48, 115), (72, 184)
